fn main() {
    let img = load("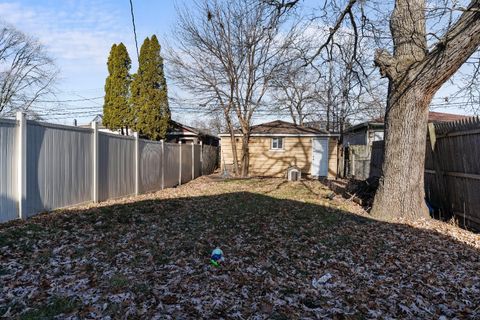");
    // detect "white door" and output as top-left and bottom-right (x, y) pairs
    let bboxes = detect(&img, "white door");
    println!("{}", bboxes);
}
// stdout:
(311, 138), (328, 177)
